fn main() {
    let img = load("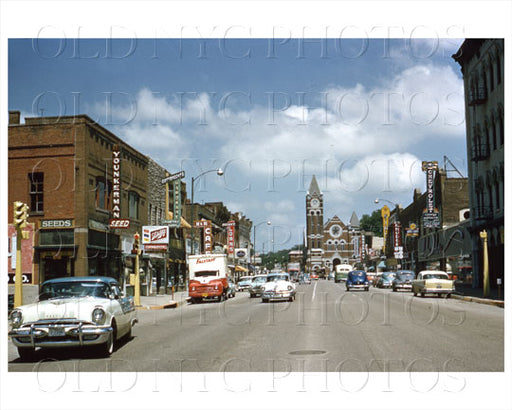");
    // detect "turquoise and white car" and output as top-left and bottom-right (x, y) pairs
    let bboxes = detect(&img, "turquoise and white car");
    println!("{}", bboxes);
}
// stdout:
(9, 276), (137, 361)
